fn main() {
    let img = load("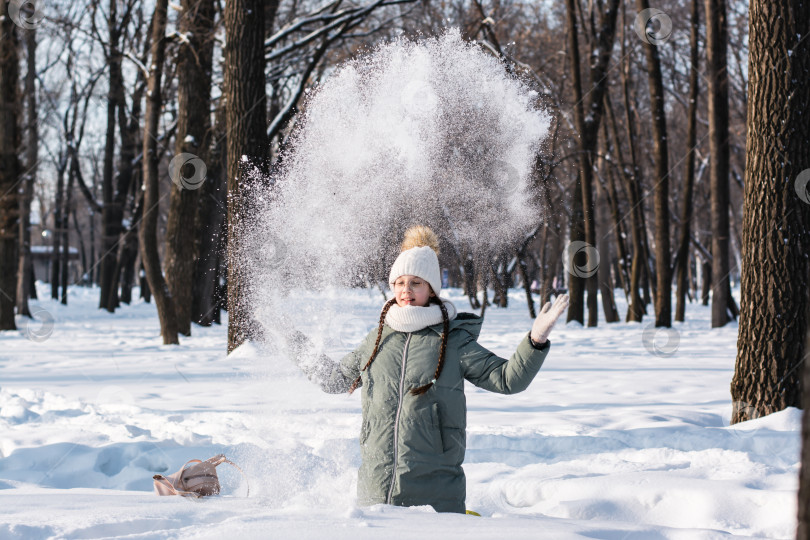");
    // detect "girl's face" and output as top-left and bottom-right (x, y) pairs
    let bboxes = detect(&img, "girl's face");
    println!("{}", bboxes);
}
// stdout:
(393, 275), (434, 307)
